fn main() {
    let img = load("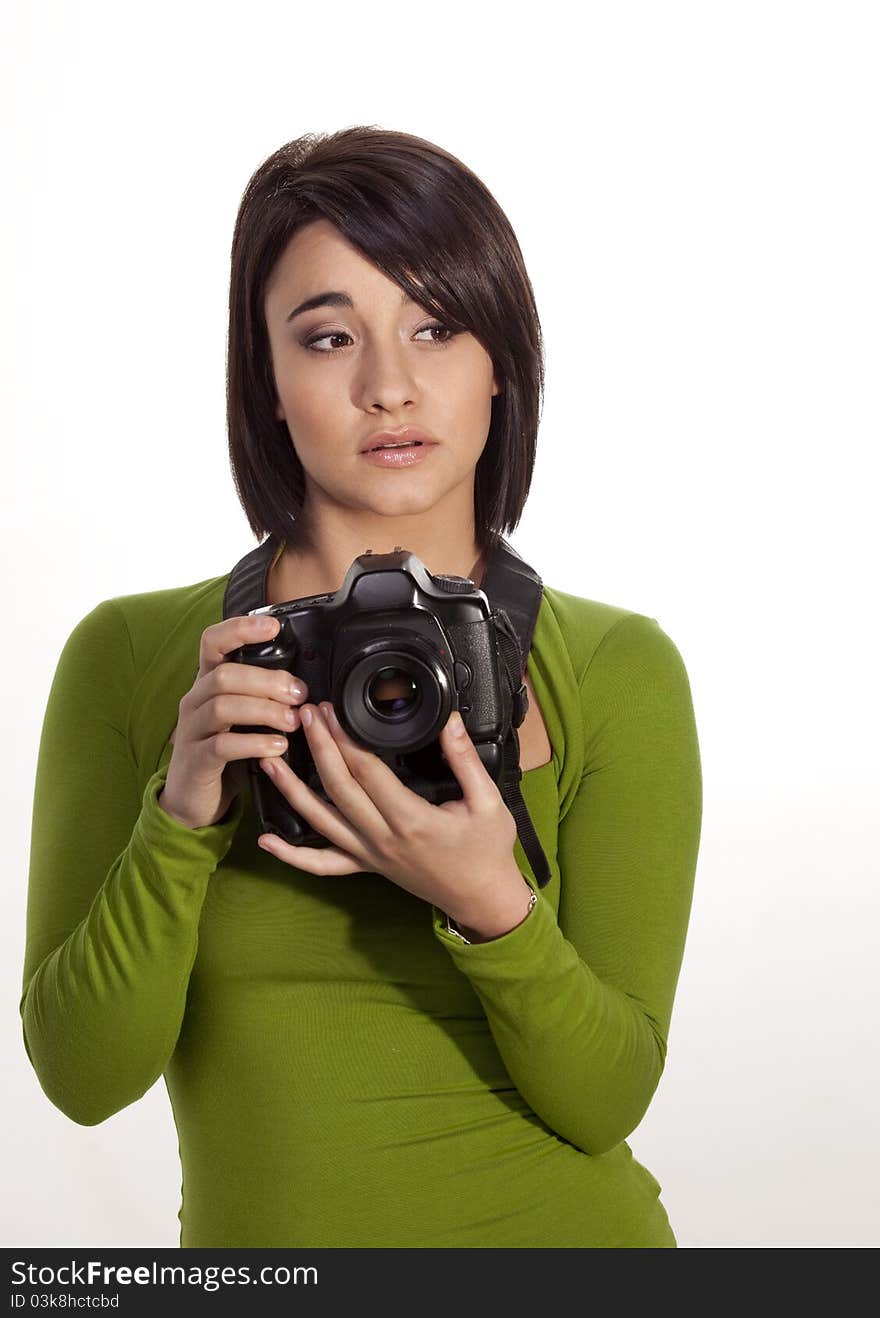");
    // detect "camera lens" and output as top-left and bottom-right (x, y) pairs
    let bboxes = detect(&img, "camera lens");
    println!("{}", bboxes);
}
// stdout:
(367, 666), (418, 717)
(338, 640), (452, 753)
